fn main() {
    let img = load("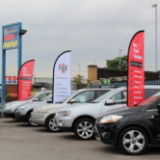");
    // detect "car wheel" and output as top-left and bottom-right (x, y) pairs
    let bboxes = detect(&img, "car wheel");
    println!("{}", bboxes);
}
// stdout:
(118, 127), (148, 155)
(74, 118), (95, 140)
(27, 112), (38, 127)
(45, 115), (60, 132)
